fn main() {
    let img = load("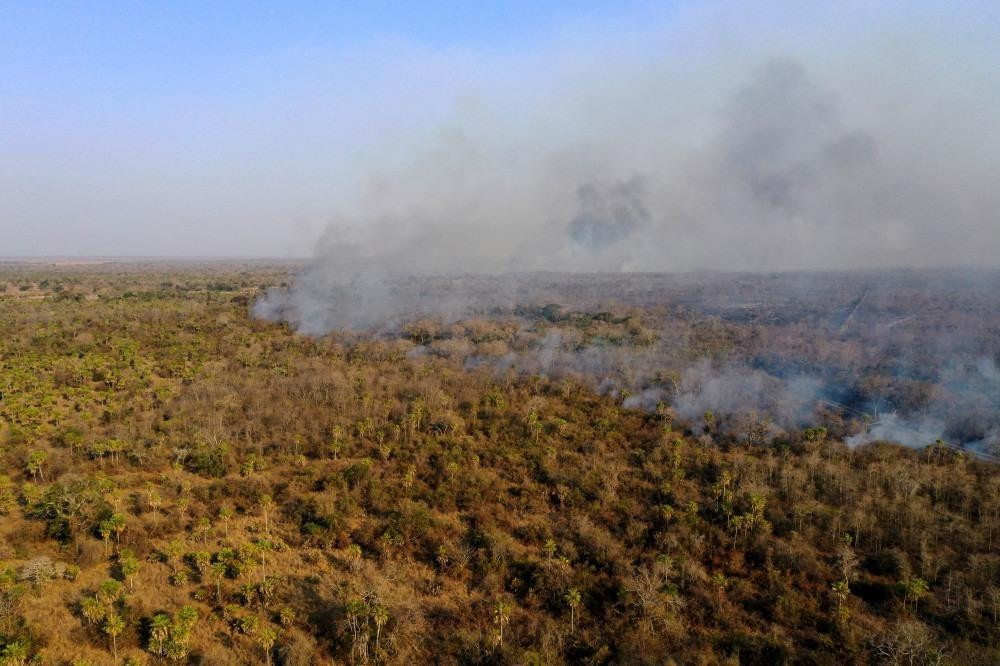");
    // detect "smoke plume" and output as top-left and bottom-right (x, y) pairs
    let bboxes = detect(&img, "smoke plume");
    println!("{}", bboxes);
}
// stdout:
(253, 3), (1000, 456)
(257, 5), (1000, 328)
